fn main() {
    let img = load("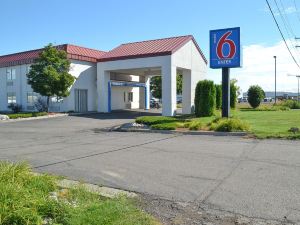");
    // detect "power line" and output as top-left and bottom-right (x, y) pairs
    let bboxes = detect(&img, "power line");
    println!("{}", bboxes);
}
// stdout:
(293, 0), (300, 23)
(277, 0), (296, 37)
(265, 0), (300, 69)
(273, 0), (300, 60)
